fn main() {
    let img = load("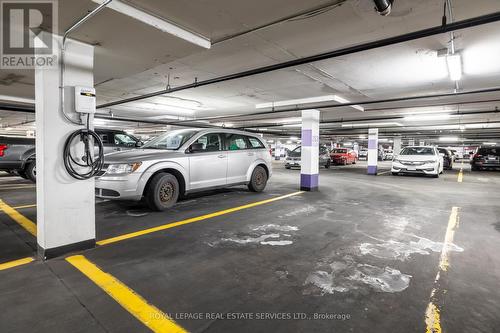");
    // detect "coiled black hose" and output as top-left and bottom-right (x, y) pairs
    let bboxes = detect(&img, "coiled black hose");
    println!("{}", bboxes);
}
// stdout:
(63, 127), (104, 180)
